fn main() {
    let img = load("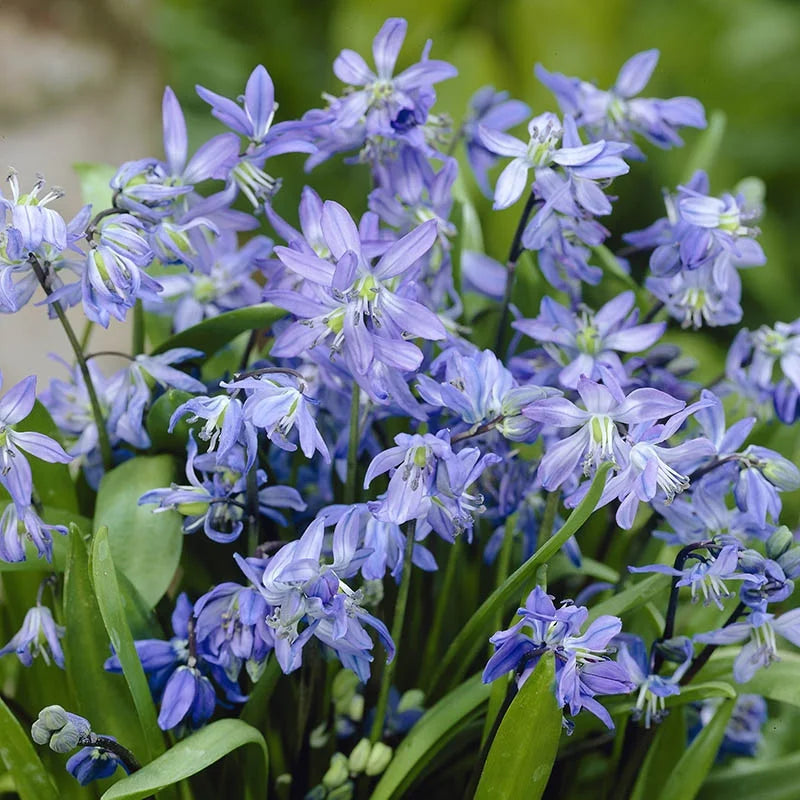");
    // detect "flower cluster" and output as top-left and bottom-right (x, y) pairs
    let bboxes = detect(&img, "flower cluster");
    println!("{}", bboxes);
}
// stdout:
(1, 16), (797, 798)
